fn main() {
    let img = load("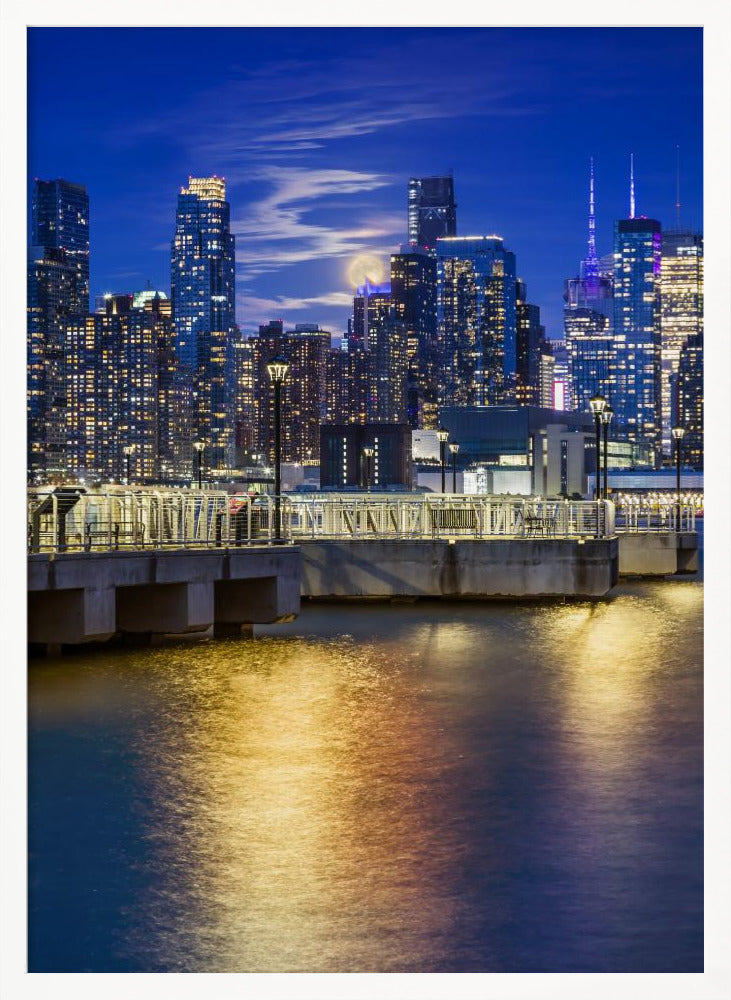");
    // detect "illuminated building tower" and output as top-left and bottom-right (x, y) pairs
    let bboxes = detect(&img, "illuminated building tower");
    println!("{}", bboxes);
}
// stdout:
(538, 341), (556, 409)
(351, 284), (408, 423)
(325, 347), (350, 424)
(27, 246), (81, 481)
(550, 341), (570, 411)
(27, 179), (90, 482)
(565, 308), (614, 416)
(612, 215), (663, 464)
(171, 175), (236, 470)
(32, 179), (90, 310)
(515, 278), (545, 407)
(390, 246), (438, 428)
(435, 235), (517, 407)
(676, 331), (703, 469)
(408, 175), (457, 248)
(564, 159), (613, 323)
(233, 337), (256, 463)
(253, 323), (331, 463)
(660, 231), (703, 457)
